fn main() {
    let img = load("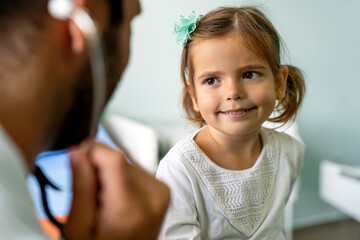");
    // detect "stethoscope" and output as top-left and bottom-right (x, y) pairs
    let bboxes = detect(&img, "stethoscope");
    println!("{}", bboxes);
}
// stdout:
(34, 0), (106, 236)
(48, 0), (106, 143)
